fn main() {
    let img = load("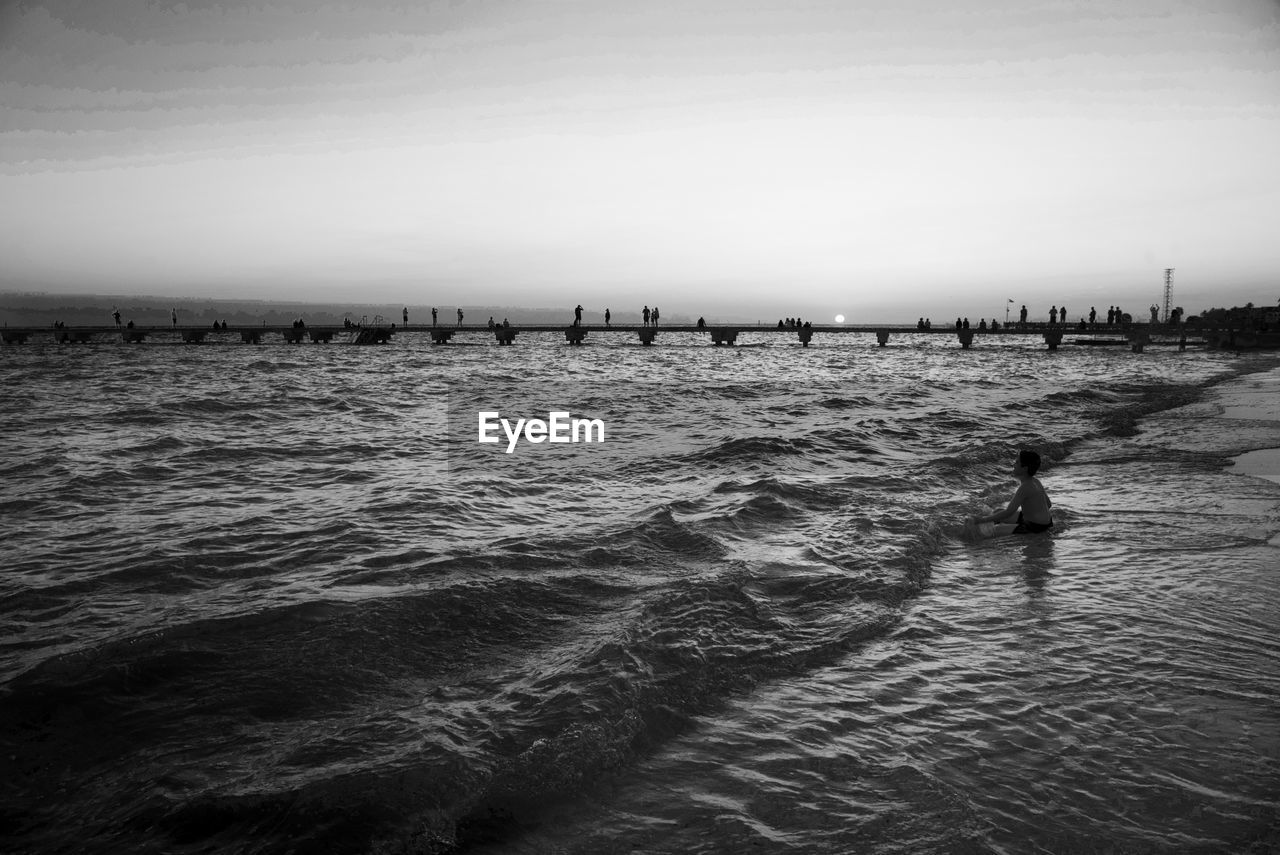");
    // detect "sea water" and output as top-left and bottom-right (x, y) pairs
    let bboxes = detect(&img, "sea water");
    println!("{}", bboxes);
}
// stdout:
(1, 332), (1277, 854)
